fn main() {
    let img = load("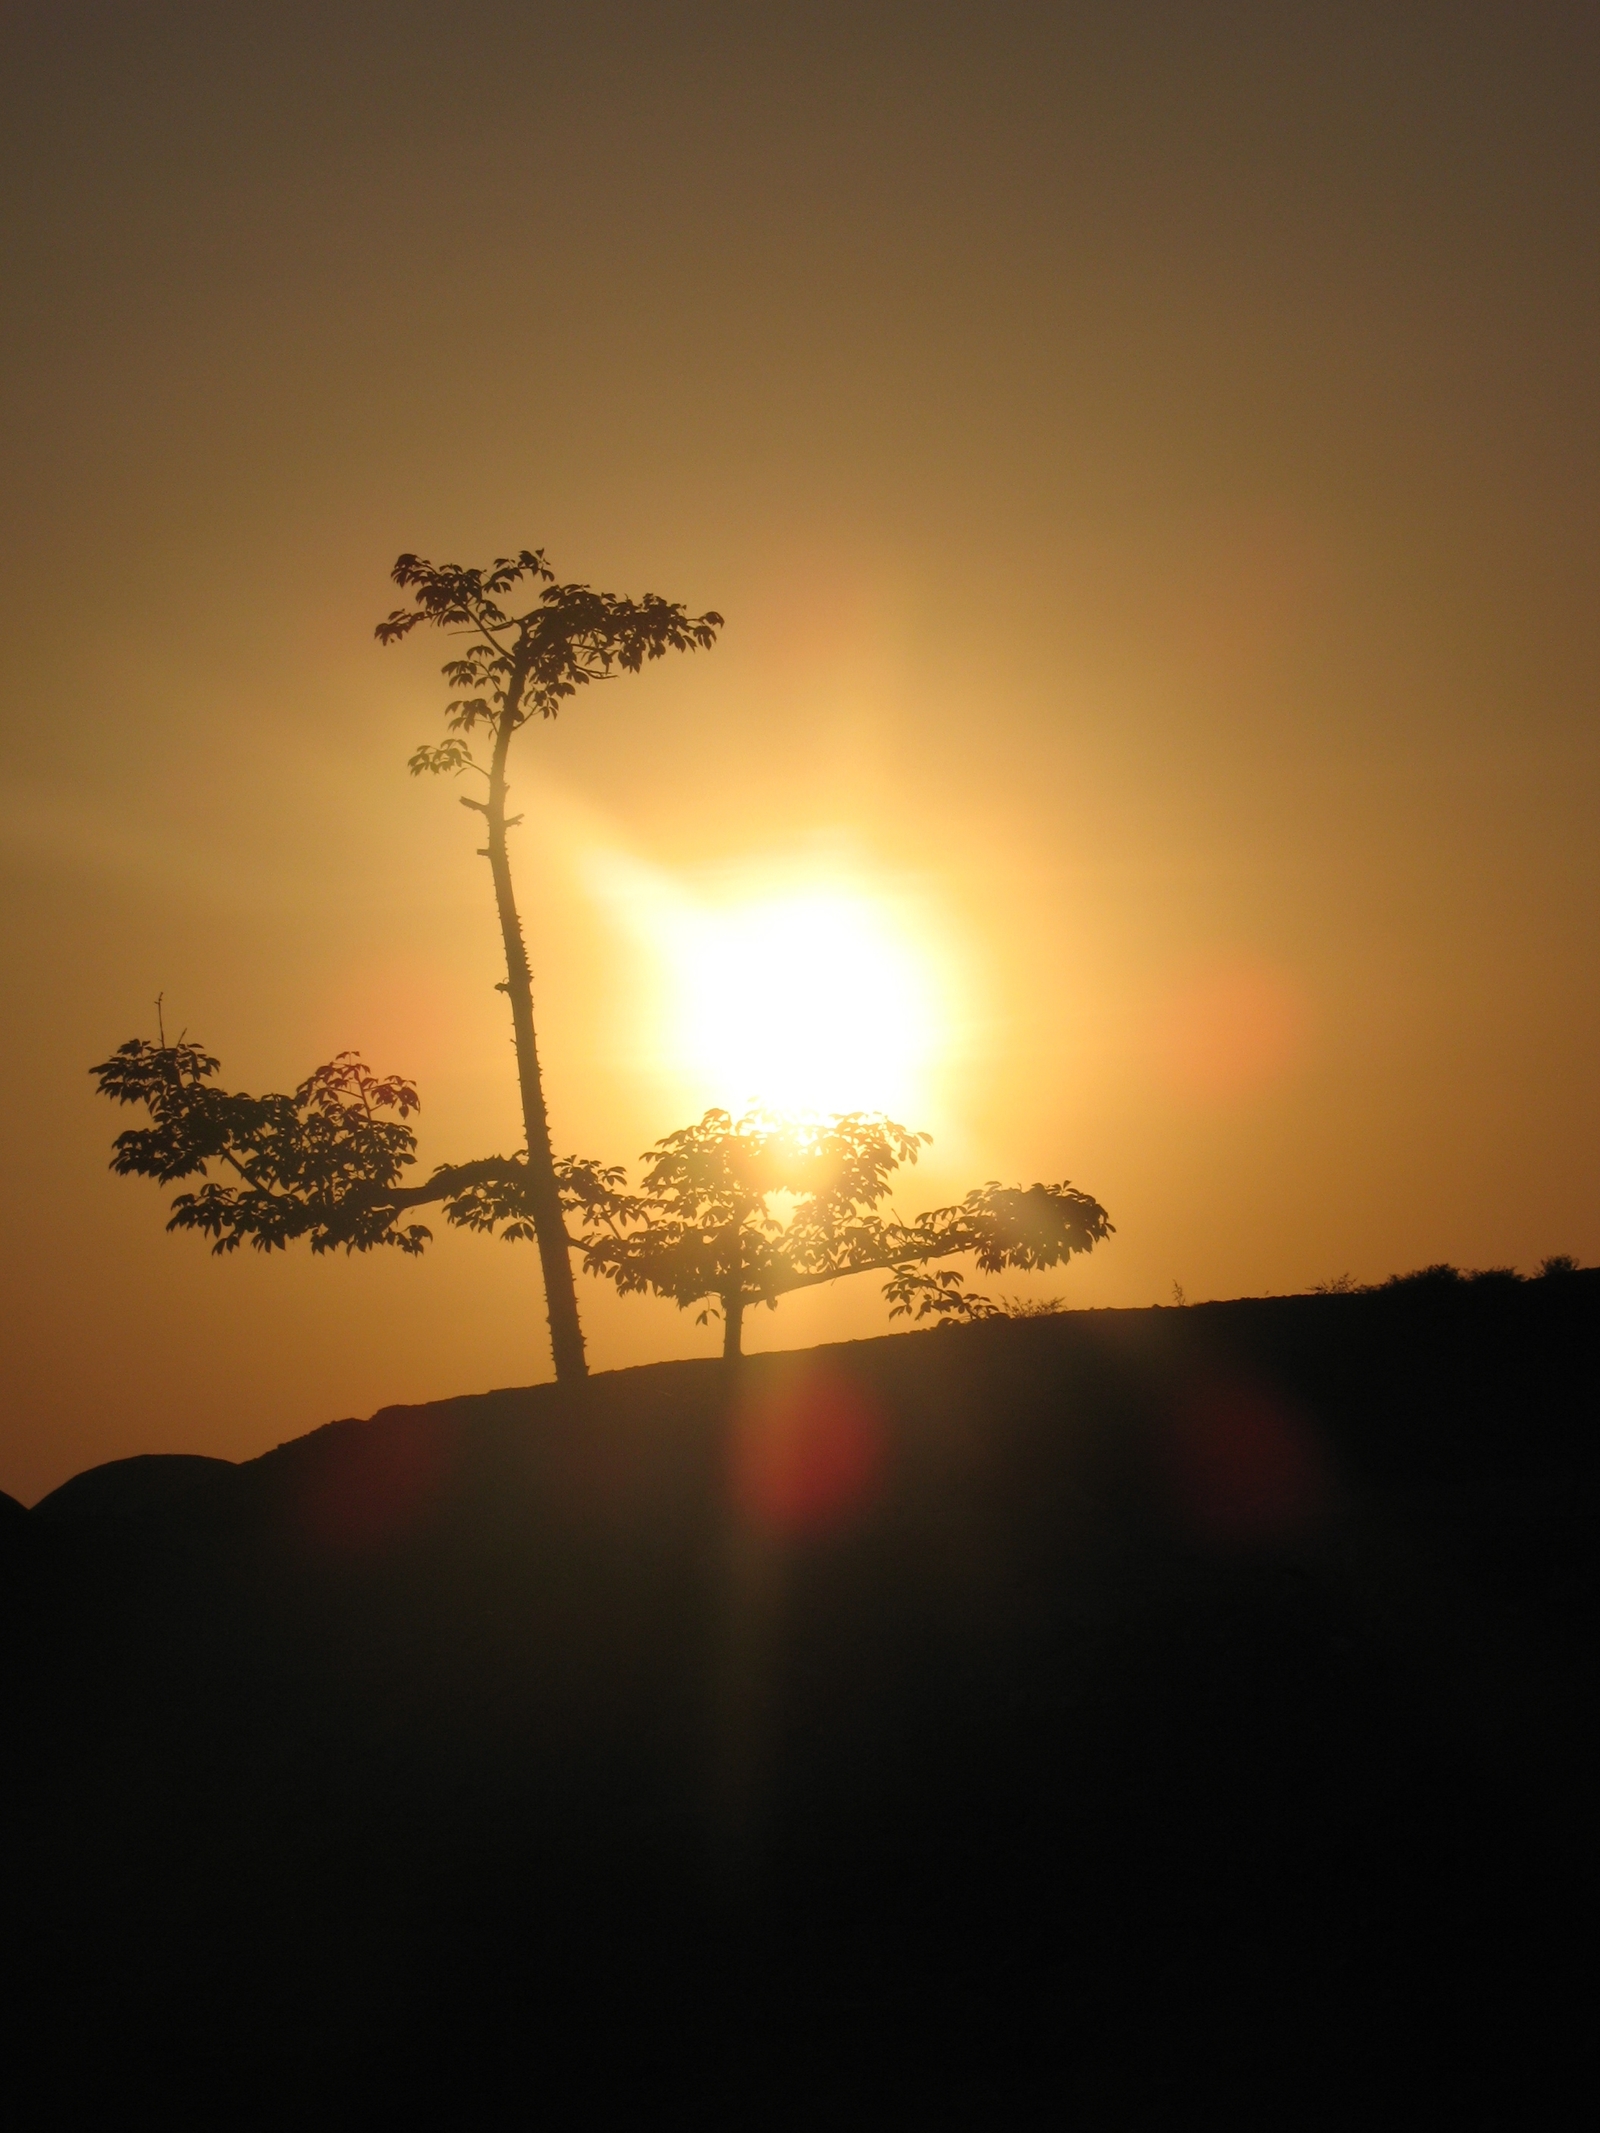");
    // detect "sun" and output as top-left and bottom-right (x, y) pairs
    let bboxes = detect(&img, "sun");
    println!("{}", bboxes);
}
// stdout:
(577, 820), (954, 1120)
(670, 884), (940, 1118)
